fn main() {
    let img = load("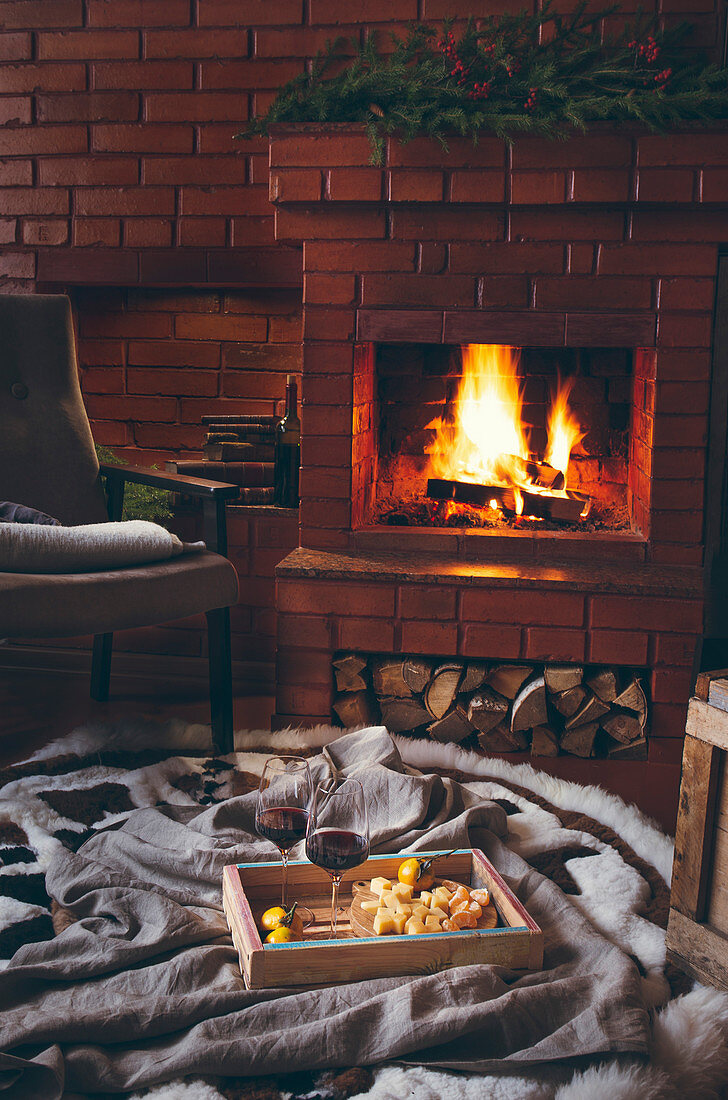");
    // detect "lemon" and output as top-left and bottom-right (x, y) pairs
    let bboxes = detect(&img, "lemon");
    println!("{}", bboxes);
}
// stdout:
(260, 902), (303, 938)
(265, 926), (298, 944)
(398, 857), (435, 891)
